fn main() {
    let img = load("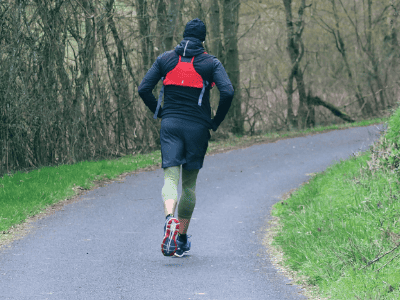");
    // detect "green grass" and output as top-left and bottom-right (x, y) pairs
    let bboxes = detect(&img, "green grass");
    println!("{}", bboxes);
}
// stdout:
(272, 154), (400, 299)
(0, 116), (386, 238)
(0, 151), (162, 233)
(271, 111), (400, 299)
